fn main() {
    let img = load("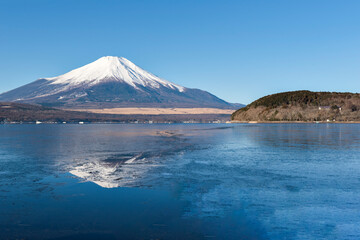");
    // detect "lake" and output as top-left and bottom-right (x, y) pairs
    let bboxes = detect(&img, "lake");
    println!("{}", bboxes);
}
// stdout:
(0, 123), (359, 240)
